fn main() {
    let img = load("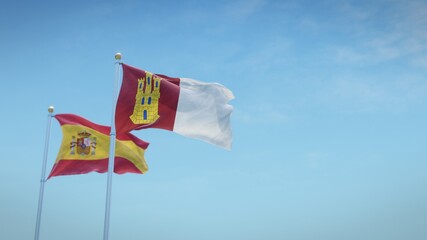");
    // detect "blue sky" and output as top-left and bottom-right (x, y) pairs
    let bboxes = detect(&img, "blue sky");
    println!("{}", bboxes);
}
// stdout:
(1, 0), (427, 239)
